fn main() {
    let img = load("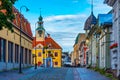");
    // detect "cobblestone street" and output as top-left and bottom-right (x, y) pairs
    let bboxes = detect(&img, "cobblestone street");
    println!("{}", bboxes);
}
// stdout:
(0, 67), (111, 80)
(25, 68), (69, 80)
(18, 67), (110, 80)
